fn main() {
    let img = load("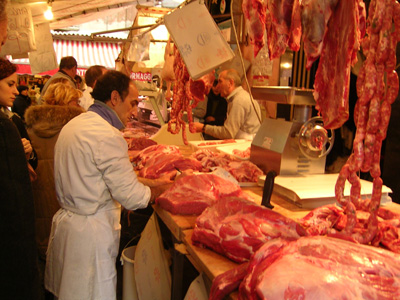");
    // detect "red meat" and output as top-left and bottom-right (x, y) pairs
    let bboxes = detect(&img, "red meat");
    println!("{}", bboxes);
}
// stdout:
(192, 197), (306, 263)
(156, 173), (244, 215)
